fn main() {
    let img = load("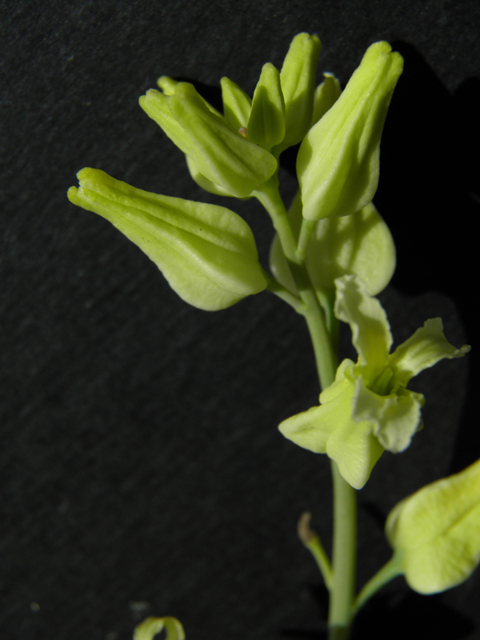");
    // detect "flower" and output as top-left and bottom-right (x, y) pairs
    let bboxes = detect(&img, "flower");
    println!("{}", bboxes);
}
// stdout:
(279, 275), (470, 489)
(386, 458), (480, 594)
(67, 169), (267, 311)
(297, 41), (403, 221)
